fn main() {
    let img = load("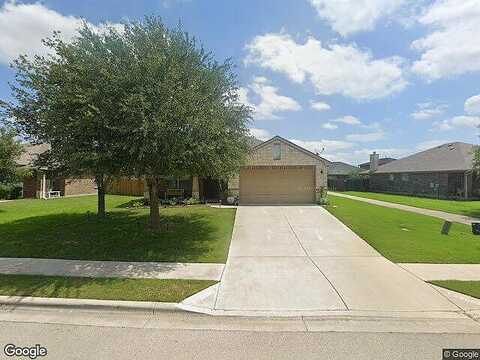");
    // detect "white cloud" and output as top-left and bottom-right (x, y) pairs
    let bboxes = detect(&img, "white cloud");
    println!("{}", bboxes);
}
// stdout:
(238, 77), (301, 120)
(310, 101), (331, 111)
(411, 102), (447, 120)
(290, 138), (354, 154)
(346, 130), (385, 142)
(415, 139), (448, 151)
(322, 122), (338, 130)
(332, 115), (362, 125)
(308, 0), (406, 36)
(433, 115), (480, 131)
(0, 1), (122, 65)
(412, 0), (480, 80)
(324, 147), (409, 164)
(245, 33), (407, 101)
(161, 0), (191, 8)
(249, 128), (272, 141)
(465, 94), (480, 115)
